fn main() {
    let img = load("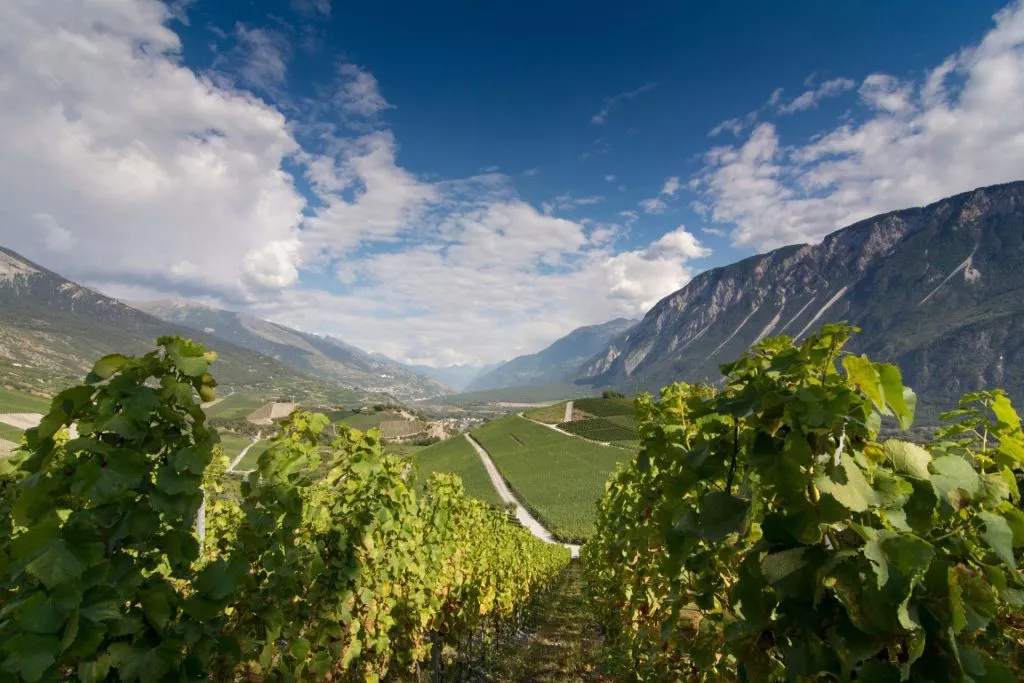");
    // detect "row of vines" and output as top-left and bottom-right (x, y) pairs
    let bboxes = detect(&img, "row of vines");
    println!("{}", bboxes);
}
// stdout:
(0, 338), (569, 682)
(583, 325), (1024, 681)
